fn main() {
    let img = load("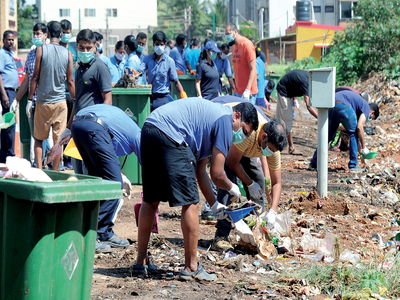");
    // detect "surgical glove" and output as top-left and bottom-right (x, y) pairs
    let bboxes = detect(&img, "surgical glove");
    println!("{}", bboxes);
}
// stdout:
(122, 174), (132, 199)
(242, 89), (250, 100)
(266, 209), (277, 230)
(26, 100), (32, 118)
(248, 180), (262, 199)
(362, 147), (370, 155)
(180, 91), (188, 98)
(228, 183), (241, 202)
(190, 70), (196, 75)
(60, 128), (71, 144)
(211, 201), (227, 220)
(10, 100), (18, 113)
